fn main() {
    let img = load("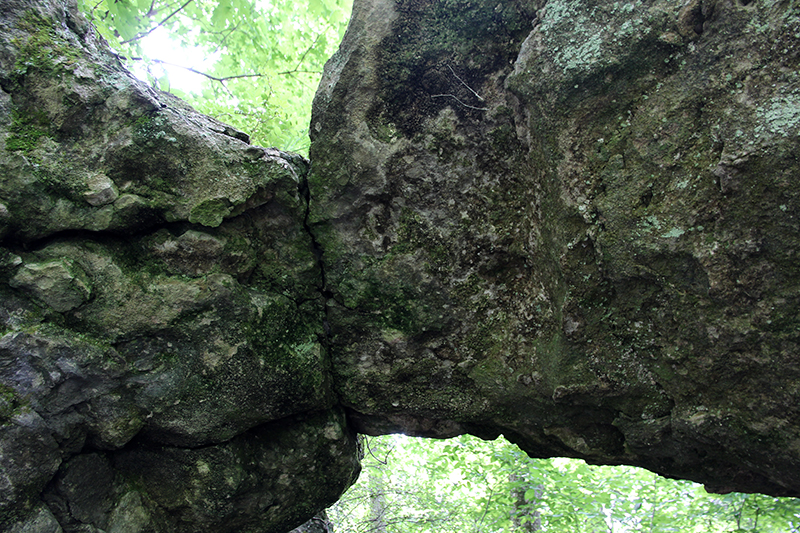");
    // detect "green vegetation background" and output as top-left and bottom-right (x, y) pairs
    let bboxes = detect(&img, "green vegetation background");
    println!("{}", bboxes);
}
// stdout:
(78, 0), (352, 155)
(332, 434), (800, 533)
